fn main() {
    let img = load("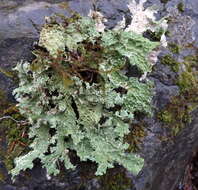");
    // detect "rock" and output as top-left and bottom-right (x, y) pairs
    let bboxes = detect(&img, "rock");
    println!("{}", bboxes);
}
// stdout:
(3, 184), (17, 190)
